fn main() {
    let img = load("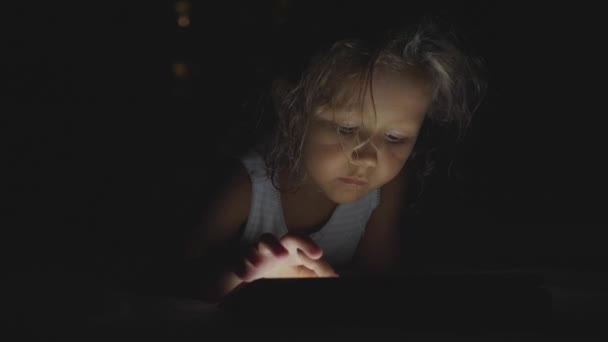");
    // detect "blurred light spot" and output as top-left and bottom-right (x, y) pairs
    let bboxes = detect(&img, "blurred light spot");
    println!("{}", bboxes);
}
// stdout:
(173, 62), (189, 79)
(177, 15), (190, 28)
(175, 1), (191, 15)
